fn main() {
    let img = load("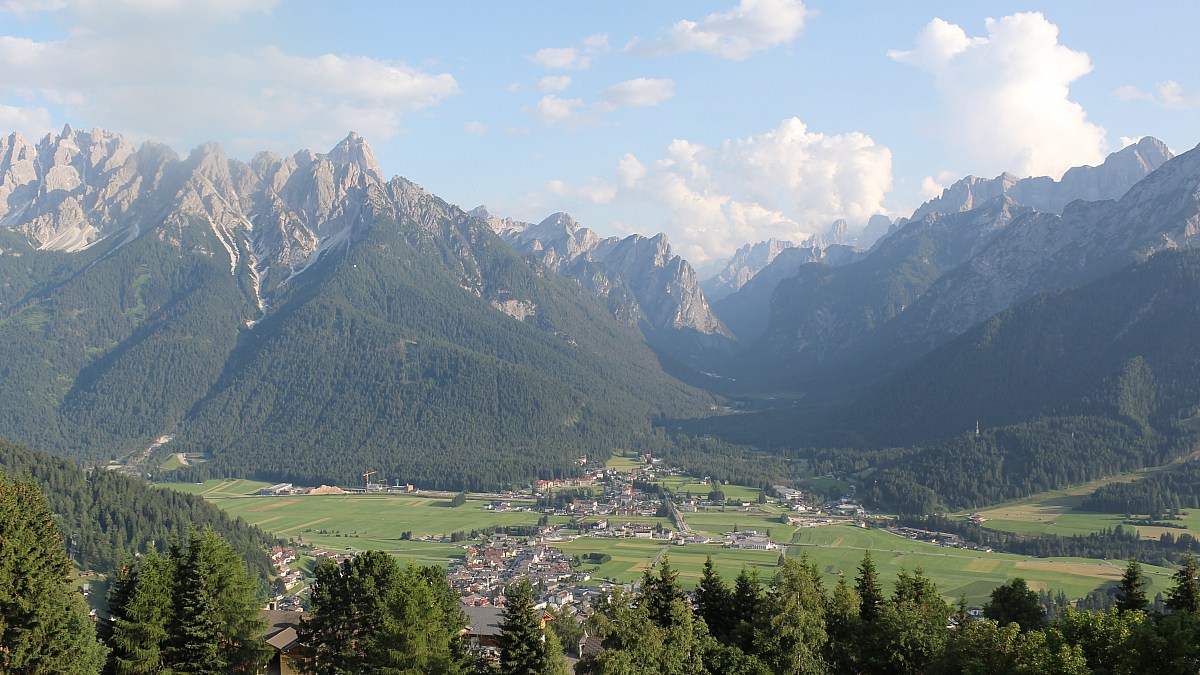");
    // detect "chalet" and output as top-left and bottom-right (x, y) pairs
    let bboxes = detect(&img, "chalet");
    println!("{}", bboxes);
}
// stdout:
(260, 609), (306, 675)
(463, 605), (505, 661)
